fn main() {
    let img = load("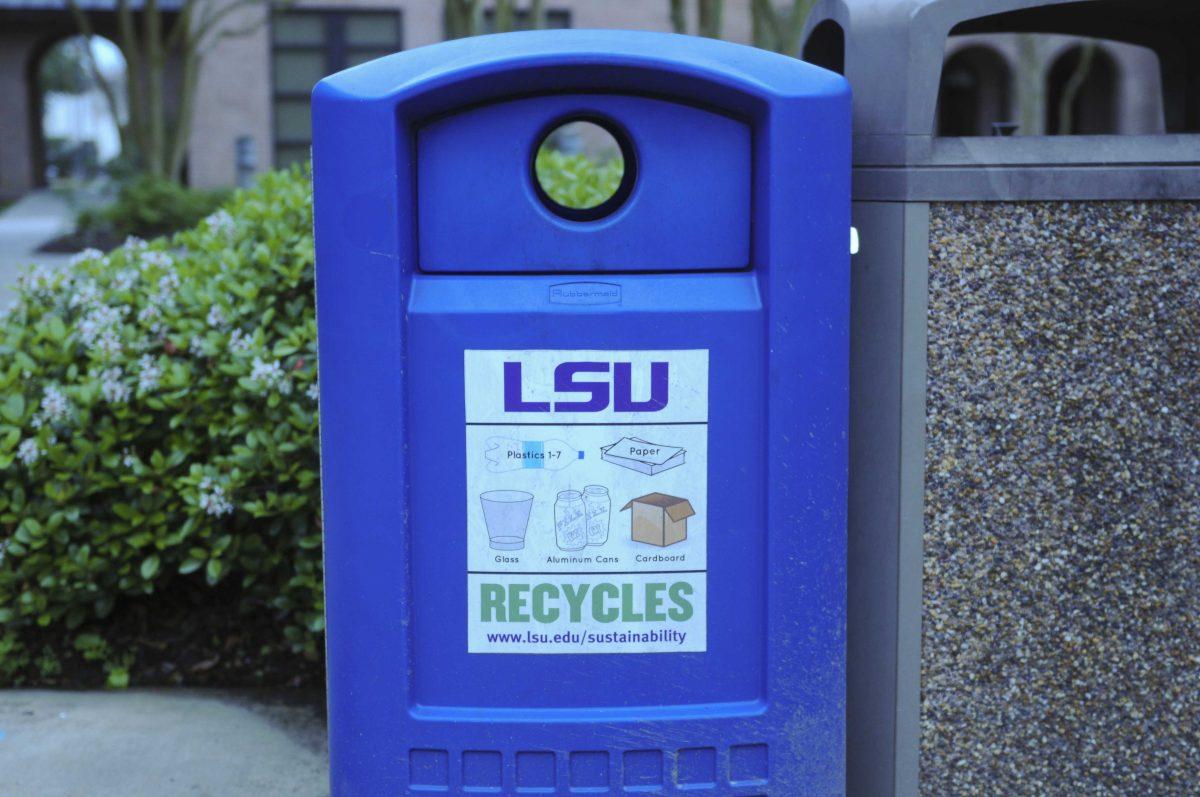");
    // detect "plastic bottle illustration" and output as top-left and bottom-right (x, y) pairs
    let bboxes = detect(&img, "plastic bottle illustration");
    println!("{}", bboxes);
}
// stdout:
(479, 490), (534, 550)
(485, 437), (582, 472)
(582, 485), (610, 546)
(554, 490), (587, 551)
